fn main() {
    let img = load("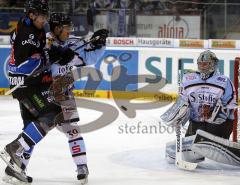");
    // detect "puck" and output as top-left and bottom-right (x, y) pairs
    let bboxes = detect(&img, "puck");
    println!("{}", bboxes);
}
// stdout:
(120, 106), (127, 111)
